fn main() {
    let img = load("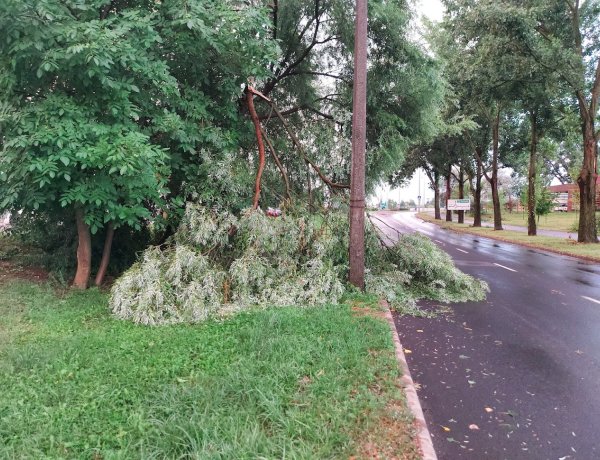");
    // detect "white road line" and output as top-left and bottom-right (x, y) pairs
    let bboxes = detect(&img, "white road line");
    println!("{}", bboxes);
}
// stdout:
(456, 248), (469, 254)
(434, 239), (445, 244)
(493, 263), (517, 272)
(581, 296), (600, 305)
